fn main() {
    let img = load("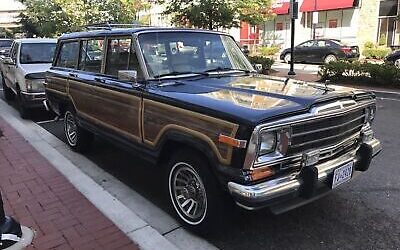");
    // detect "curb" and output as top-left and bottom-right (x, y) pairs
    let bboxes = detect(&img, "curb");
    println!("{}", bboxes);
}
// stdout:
(0, 99), (179, 250)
